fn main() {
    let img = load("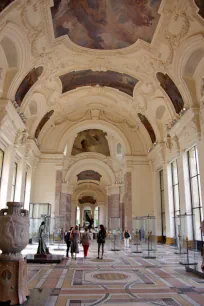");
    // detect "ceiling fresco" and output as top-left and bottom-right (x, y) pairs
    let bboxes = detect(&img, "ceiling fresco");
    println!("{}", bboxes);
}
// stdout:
(60, 70), (138, 96)
(79, 196), (96, 205)
(51, 0), (161, 50)
(35, 110), (54, 139)
(138, 113), (156, 144)
(72, 129), (110, 156)
(77, 170), (102, 181)
(156, 73), (184, 114)
(194, 0), (204, 19)
(0, 0), (15, 13)
(15, 67), (43, 106)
